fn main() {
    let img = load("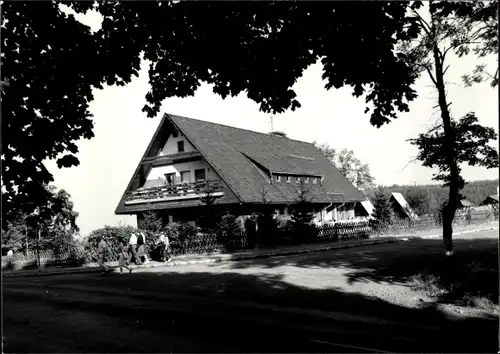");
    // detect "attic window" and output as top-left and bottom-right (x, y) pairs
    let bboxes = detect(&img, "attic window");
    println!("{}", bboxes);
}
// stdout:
(172, 130), (179, 138)
(286, 176), (291, 183)
(312, 177), (318, 184)
(177, 140), (185, 152)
